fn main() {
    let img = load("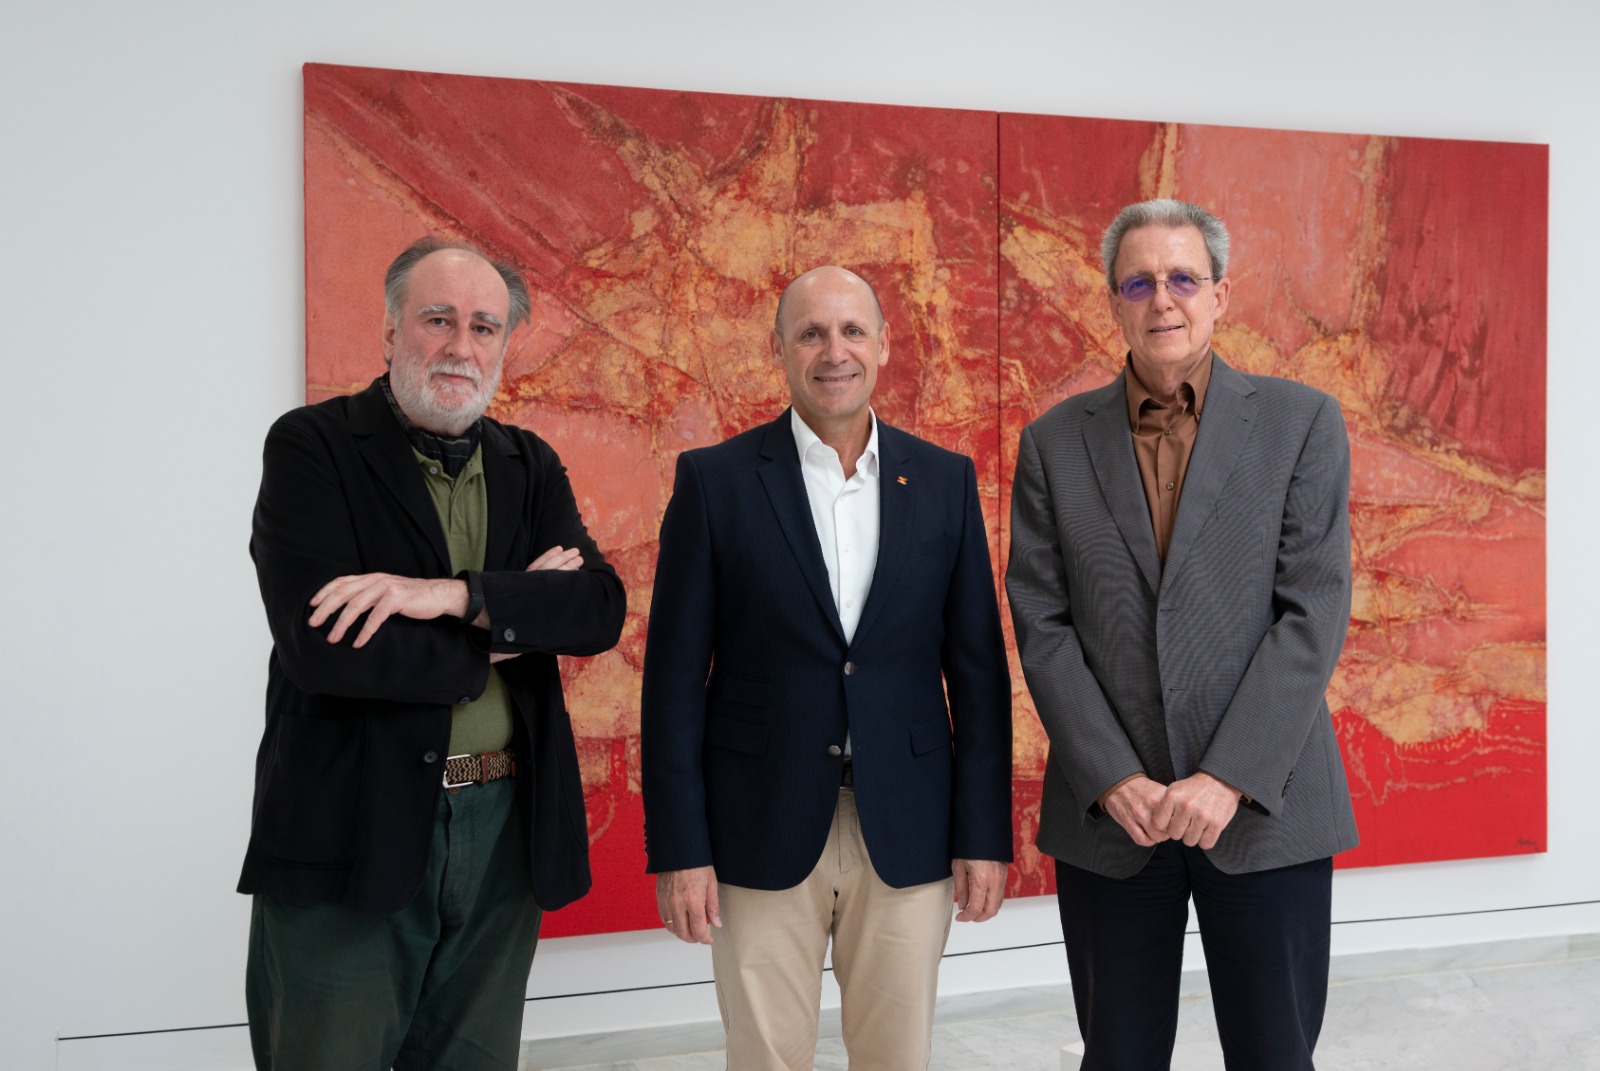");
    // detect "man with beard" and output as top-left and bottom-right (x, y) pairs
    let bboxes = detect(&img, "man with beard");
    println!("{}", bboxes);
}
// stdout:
(241, 237), (625, 1070)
